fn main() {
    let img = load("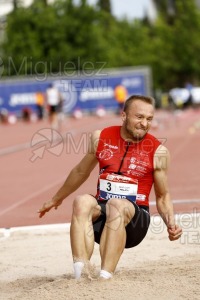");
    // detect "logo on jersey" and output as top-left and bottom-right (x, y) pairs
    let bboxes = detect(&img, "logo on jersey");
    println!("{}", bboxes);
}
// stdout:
(99, 149), (113, 160)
